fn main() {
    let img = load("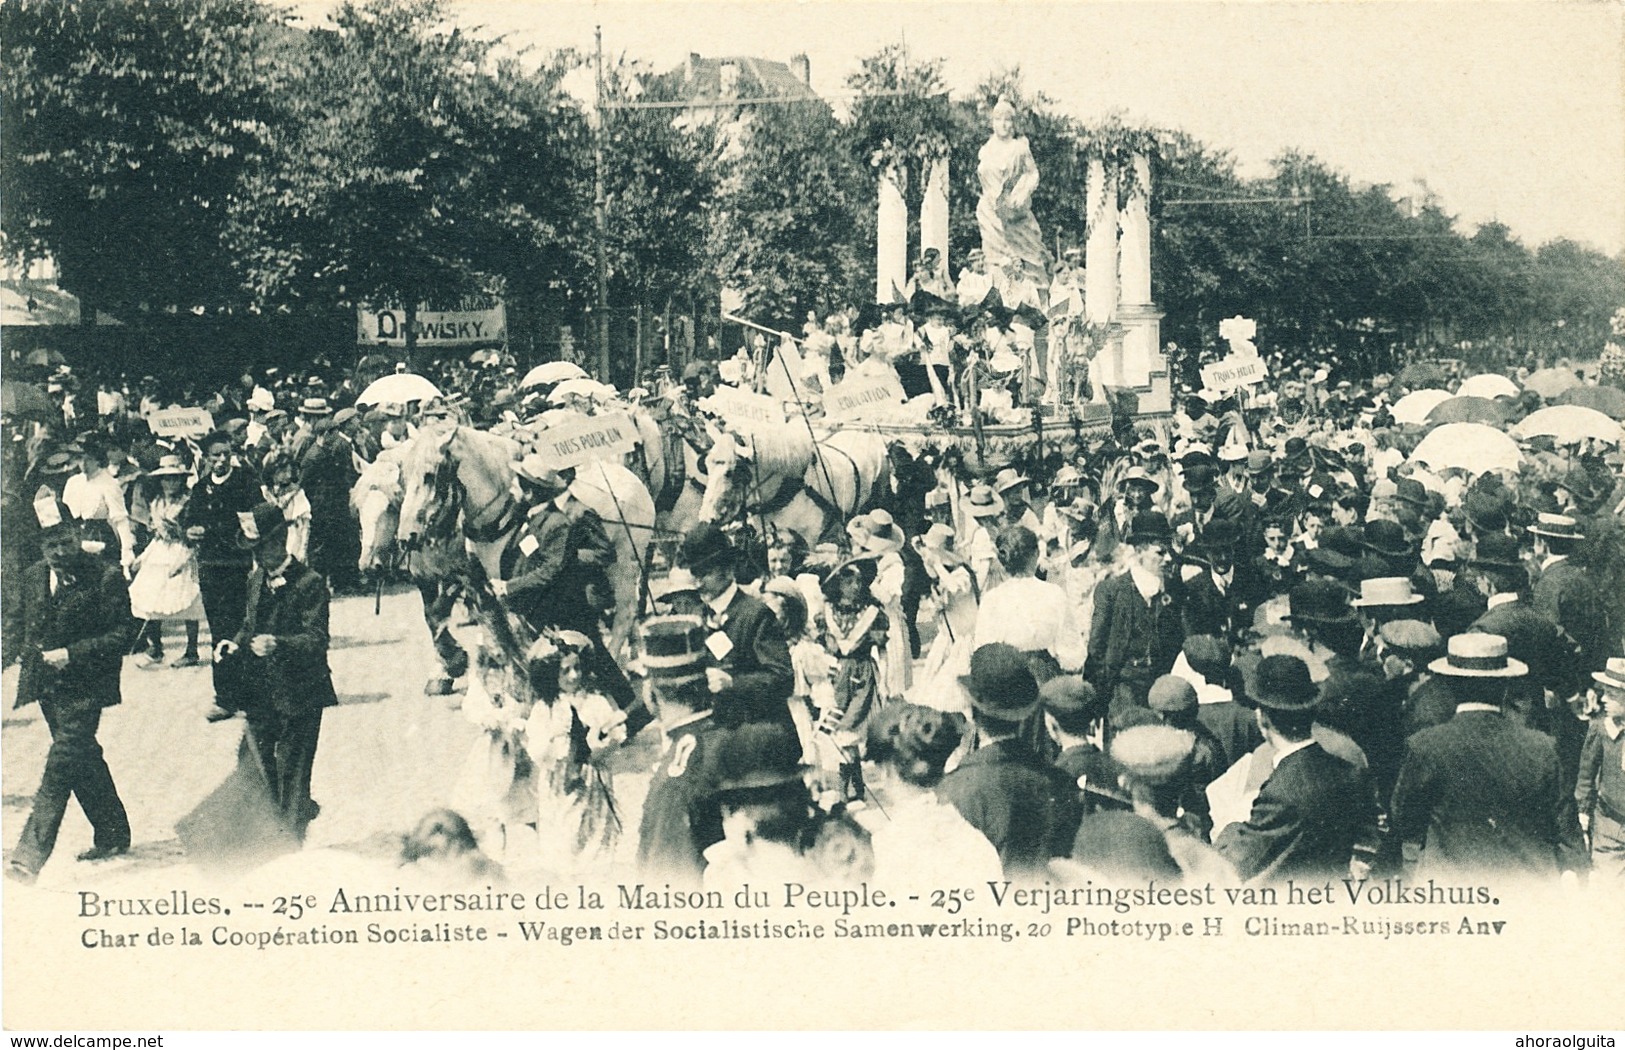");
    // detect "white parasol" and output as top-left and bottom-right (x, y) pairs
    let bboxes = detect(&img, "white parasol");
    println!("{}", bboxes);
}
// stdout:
(1455, 373), (1520, 400)
(1511, 405), (1625, 446)
(519, 361), (589, 389)
(1409, 422), (1523, 474)
(354, 373), (442, 406)
(1389, 388), (1452, 426)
